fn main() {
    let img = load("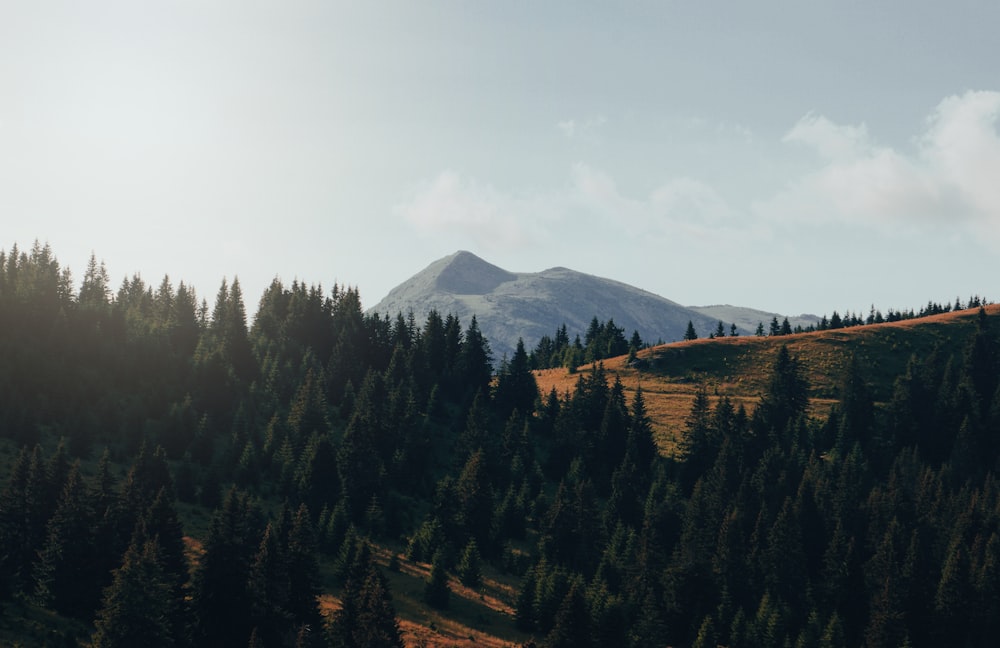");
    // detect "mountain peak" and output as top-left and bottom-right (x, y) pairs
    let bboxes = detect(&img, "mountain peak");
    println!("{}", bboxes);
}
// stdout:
(369, 252), (747, 360)
(434, 251), (516, 295)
